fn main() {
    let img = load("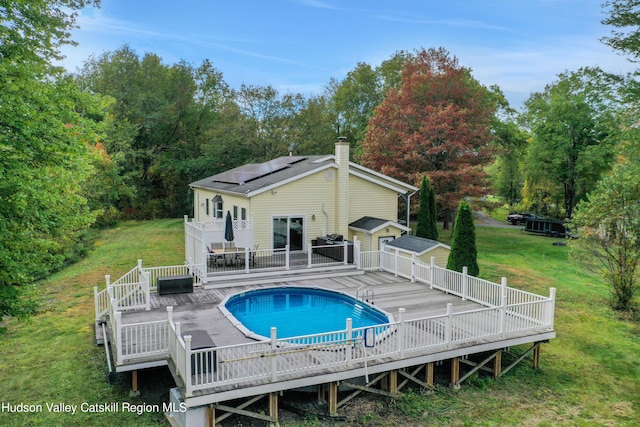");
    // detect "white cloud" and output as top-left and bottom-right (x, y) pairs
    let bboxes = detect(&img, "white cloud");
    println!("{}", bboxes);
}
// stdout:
(291, 0), (344, 10)
(61, 11), (316, 72)
(375, 15), (516, 33)
(454, 35), (637, 107)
